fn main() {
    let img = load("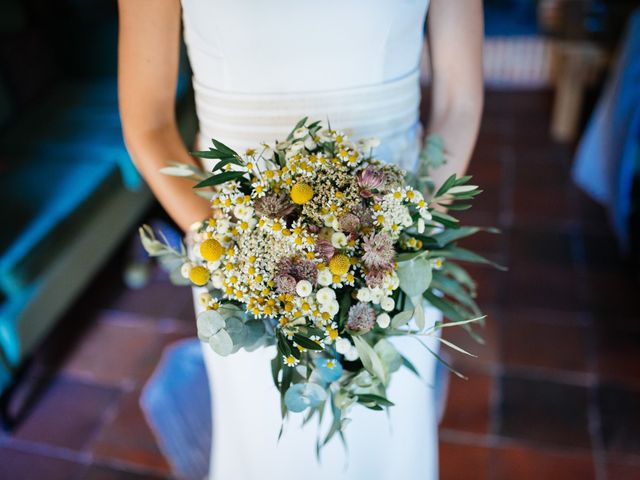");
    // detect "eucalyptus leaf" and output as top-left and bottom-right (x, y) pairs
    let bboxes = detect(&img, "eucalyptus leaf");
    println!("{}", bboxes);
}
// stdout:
(352, 336), (387, 384)
(374, 339), (402, 374)
(159, 166), (197, 177)
(225, 316), (248, 351)
(209, 329), (234, 356)
(391, 309), (414, 329)
(397, 256), (432, 298)
(196, 310), (226, 340)
(243, 320), (266, 351)
(412, 297), (425, 331)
